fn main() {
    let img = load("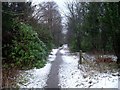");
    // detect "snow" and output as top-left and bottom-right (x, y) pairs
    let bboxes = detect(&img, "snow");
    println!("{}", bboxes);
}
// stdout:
(17, 45), (119, 88)
(58, 52), (83, 88)
(60, 44), (70, 55)
(17, 63), (52, 88)
(50, 49), (59, 55)
(82, 53), (117, 61)
(62, 44), (68, 49)
(58, 48), (119, 88)
(60, 49), (69, 55)
(91, 73), (118, 88)
(48, 55), (56, 62)
(48, 49), (59, 62)
(17, 48), (58, 88)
